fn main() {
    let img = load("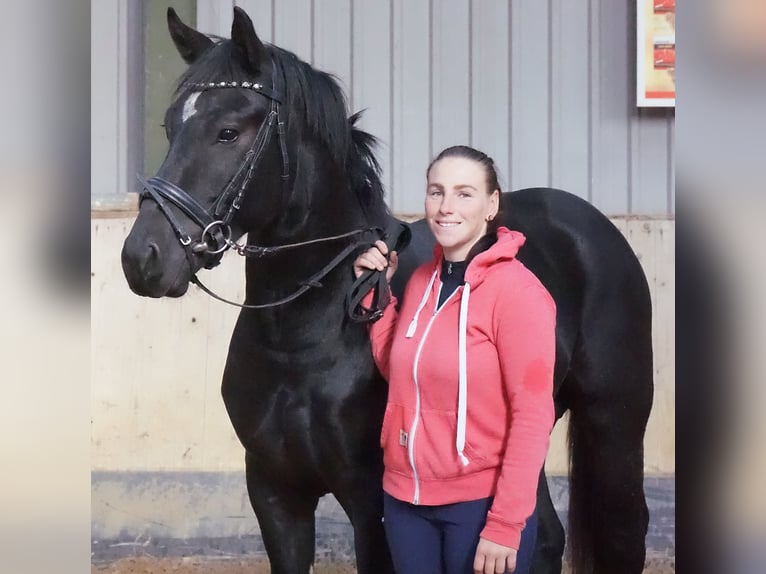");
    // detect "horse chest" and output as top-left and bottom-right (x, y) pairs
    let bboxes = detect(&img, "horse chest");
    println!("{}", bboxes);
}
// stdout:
(222, 358), (356, 476)
(235, 399), (321, 487)
(222, 315), (380, 483)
